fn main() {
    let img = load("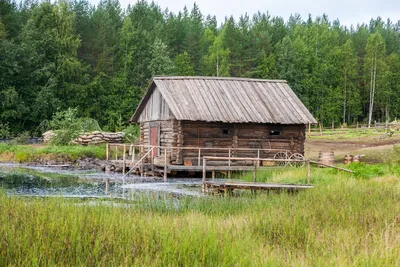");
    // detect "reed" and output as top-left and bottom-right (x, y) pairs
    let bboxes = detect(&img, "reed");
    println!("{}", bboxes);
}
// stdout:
(1, 167), (400, 266)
